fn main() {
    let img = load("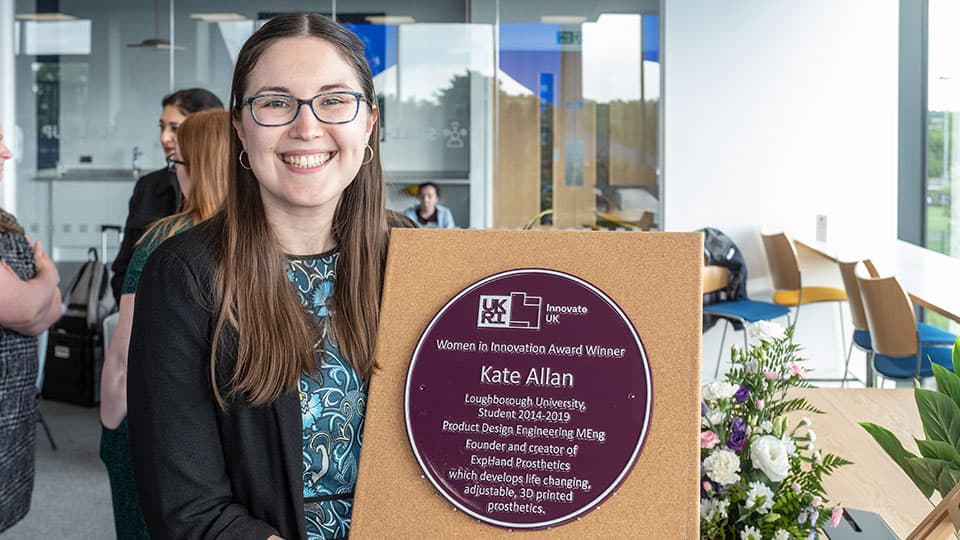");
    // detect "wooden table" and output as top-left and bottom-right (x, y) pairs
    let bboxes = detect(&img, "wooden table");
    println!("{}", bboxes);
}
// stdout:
(796, 237), (960, 324)
(792, 388), (933, 538)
